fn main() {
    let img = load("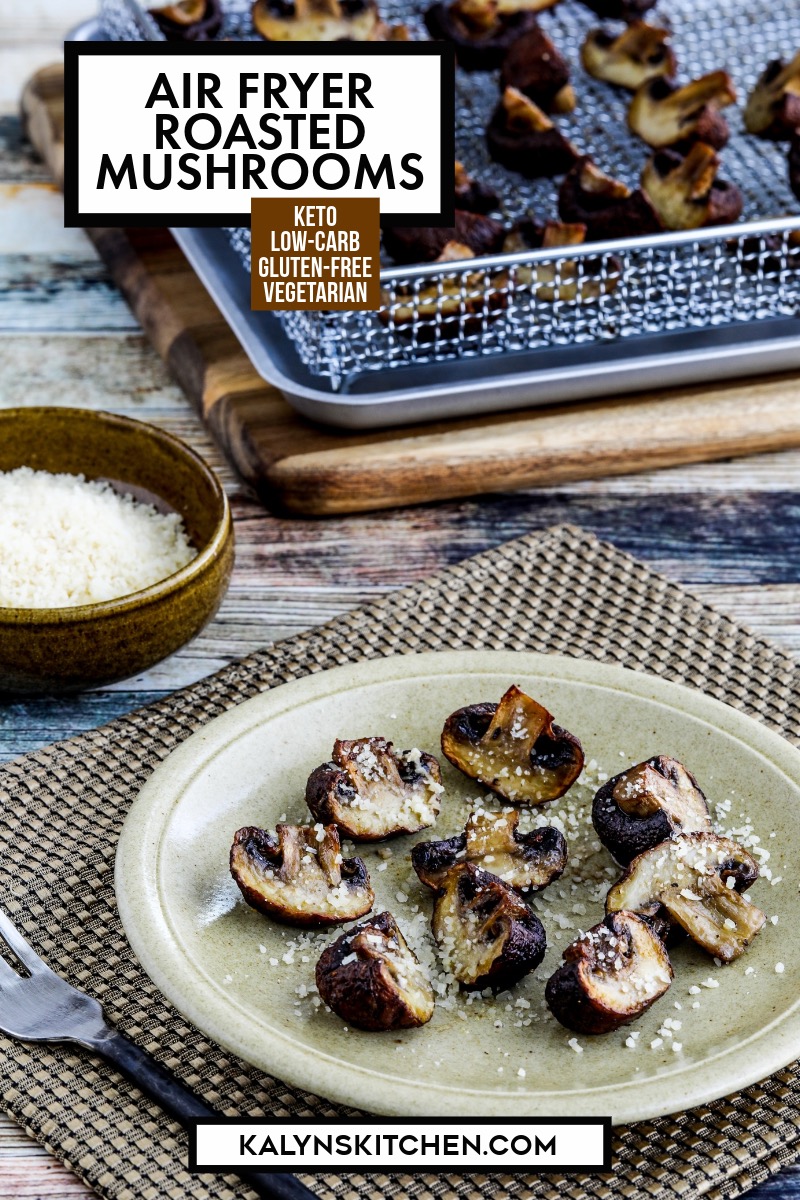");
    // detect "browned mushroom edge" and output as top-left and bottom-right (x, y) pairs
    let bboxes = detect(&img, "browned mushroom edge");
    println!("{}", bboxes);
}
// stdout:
(545, 911), (673, 1034)
(306, 736), (444, 841)
(230, 823), (374, 928)
(315, 911), (435, 1030)
(592, 755), (712, 866)
(581, 22), (676, 91)
(628, 72), (736, 151)
(576, 0), (657, 20)
(441, 684), (584, 805)
(379, 243), (509, 341)
(487, 88), (579, 179)
(149, 0), (222, 39)
(606, 832), (766, 962)
(641, 144), (743, 231)
(500, 218), (622, 301)
(252, 0), (384, 41)
(412, 808), (568, 892)
(424, 0), (544, 70)
(430, 861), (547, 989)
(454, 162), (501, 214)
(790, 131), (800, 201)
(744, 53), (800, 140)
(559, 157), (662, 241)
(382, 208), (506, 265)
(500, 25), (576, 114)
